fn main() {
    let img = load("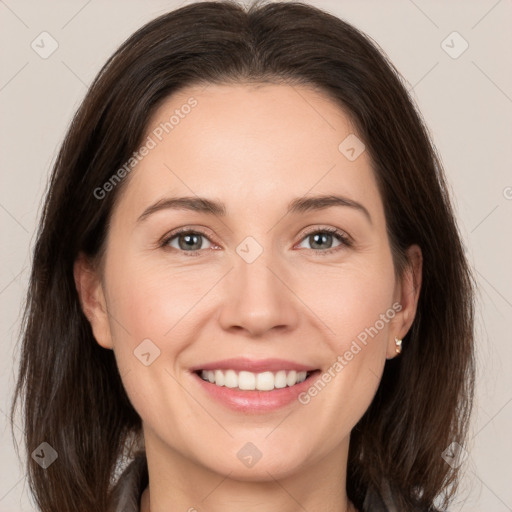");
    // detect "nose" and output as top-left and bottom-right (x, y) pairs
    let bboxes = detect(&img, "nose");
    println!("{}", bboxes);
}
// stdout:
(217, 250), (300, 337)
